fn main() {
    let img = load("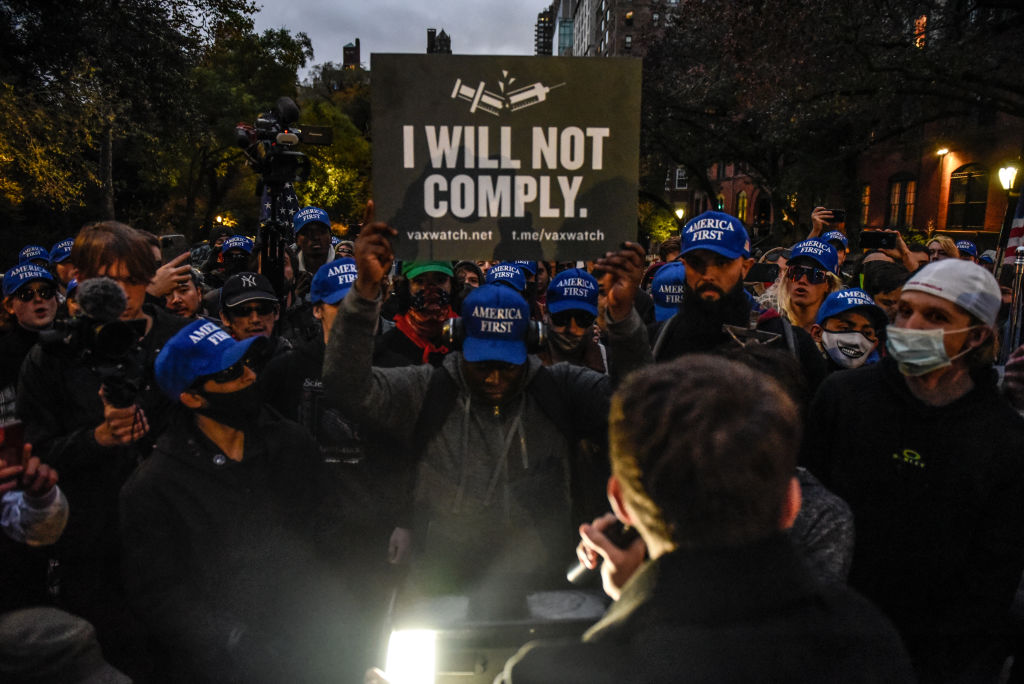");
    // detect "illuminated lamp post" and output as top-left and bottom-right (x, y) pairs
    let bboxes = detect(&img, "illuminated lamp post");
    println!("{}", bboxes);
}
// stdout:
(995, 164), (1020, 278)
